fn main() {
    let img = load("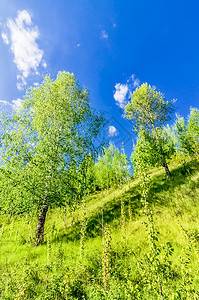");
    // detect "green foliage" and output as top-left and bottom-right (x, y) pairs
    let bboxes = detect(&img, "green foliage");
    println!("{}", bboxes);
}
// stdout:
(125, 83), (175, 178)
(188, 108), (199, 160)
(0, 72), (104, 245)
(0, 161), (199, 298)
(102, 224), (112, 292)
(0, 72), (105, 215)
(125, 83), (175, 133)
(1, 72), (199, 298)
(174, 115), (195, 159)
(131, 127), (175, 175)
(174, 108), (199, 161)
(0, 72), (105, 244)
(77, 154), (96, 197)
(94, 144), (131, 190)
